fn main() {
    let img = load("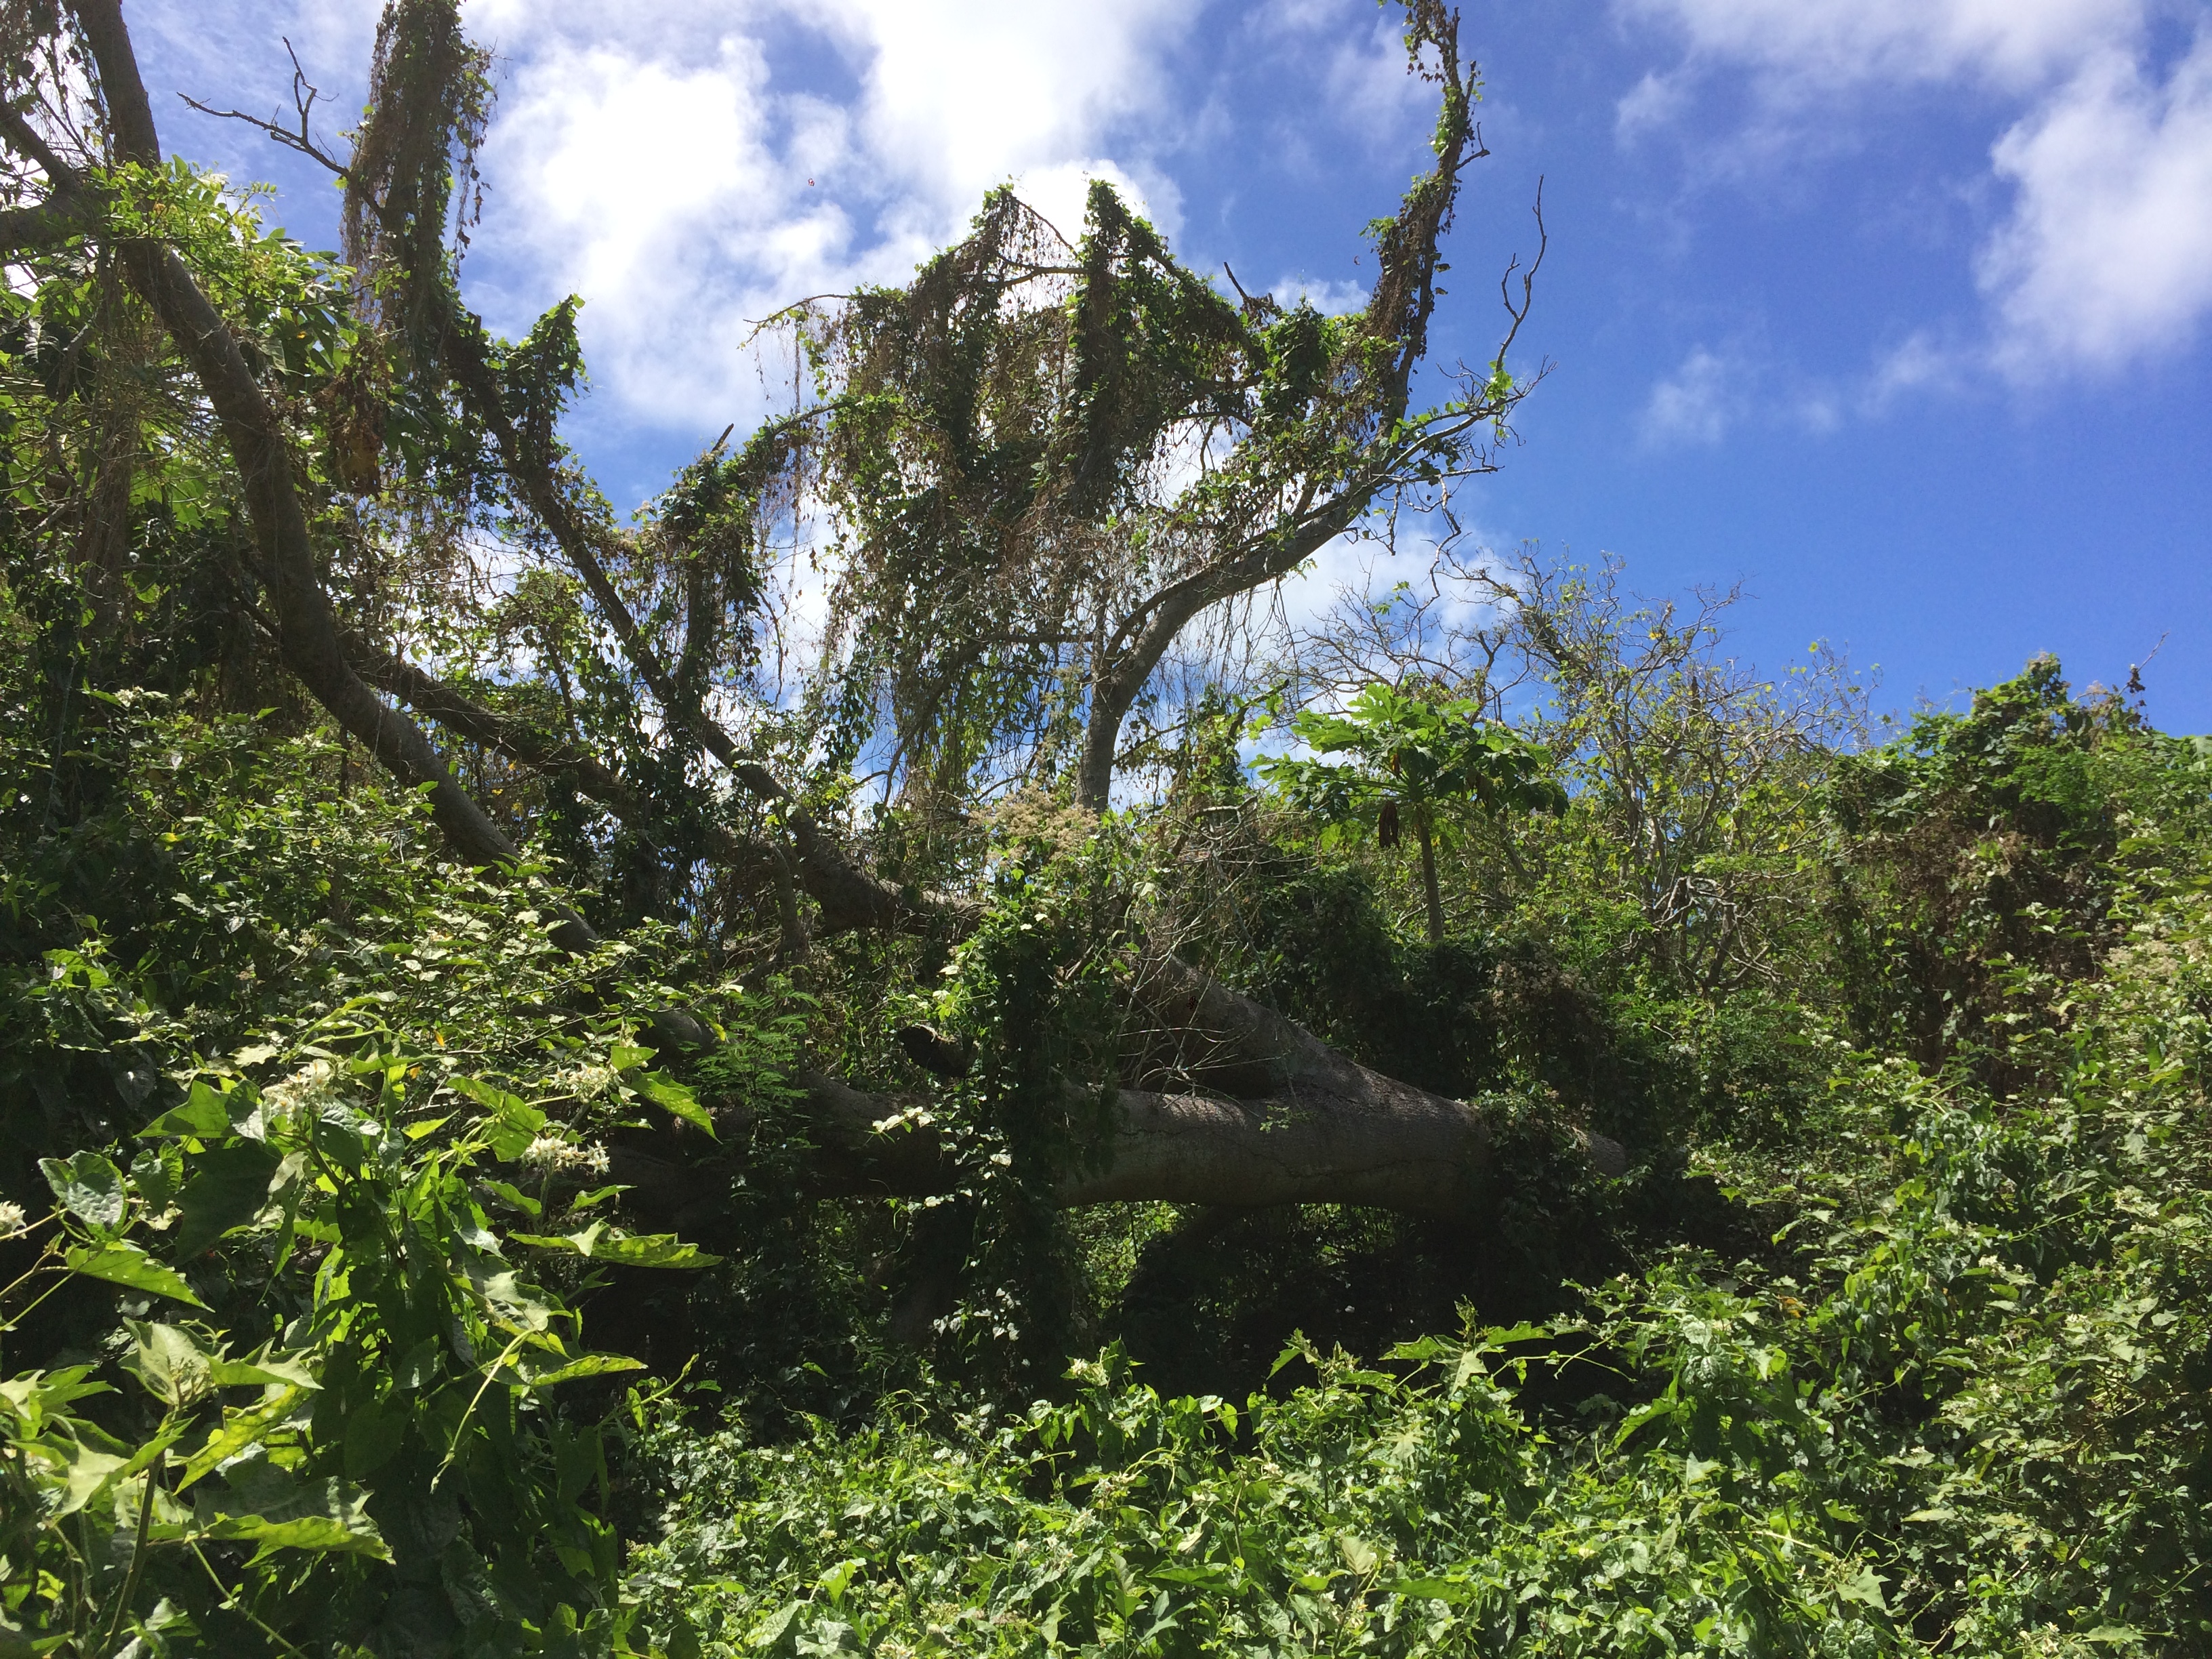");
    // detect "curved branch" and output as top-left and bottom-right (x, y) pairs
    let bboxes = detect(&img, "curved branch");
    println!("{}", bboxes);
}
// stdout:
(56, 0), (524, 880)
